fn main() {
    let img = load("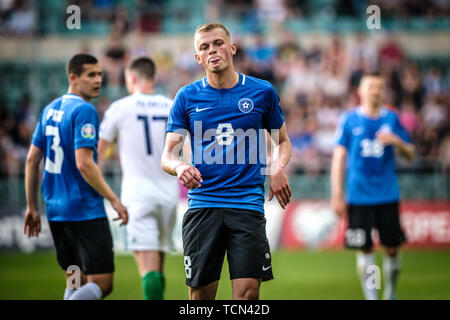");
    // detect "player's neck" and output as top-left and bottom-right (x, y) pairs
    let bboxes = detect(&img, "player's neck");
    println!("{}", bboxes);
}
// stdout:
(206, 69), (239, 89)
(67, 87), (90, 102)
(361, 102), (381, 118)
(133, 82), (154, 95)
